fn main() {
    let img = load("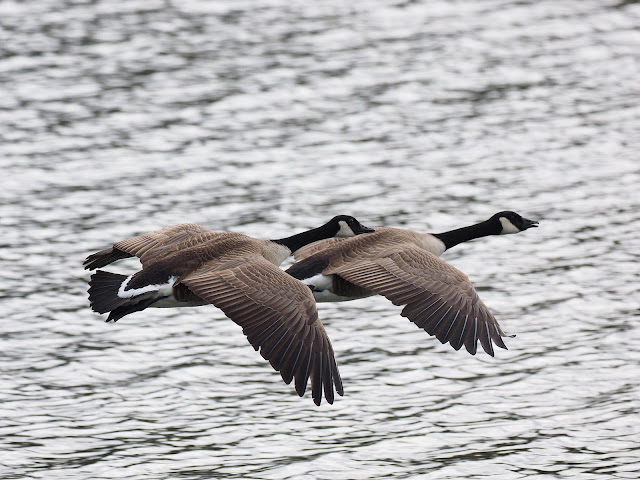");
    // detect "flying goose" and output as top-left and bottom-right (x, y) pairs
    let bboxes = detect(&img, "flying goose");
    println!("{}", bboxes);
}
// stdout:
(84, 215), (374, 405)
(285, 211), (538, 356)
